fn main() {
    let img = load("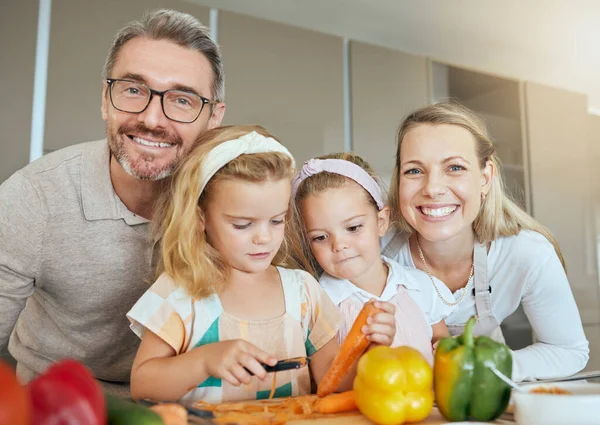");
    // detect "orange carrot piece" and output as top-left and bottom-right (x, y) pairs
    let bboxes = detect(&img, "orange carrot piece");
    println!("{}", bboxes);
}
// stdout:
(313, 390), (358, 414)
(149, 403), (188, 425)
(317, 301), (381, 397)
(268, 372), (277, 399)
